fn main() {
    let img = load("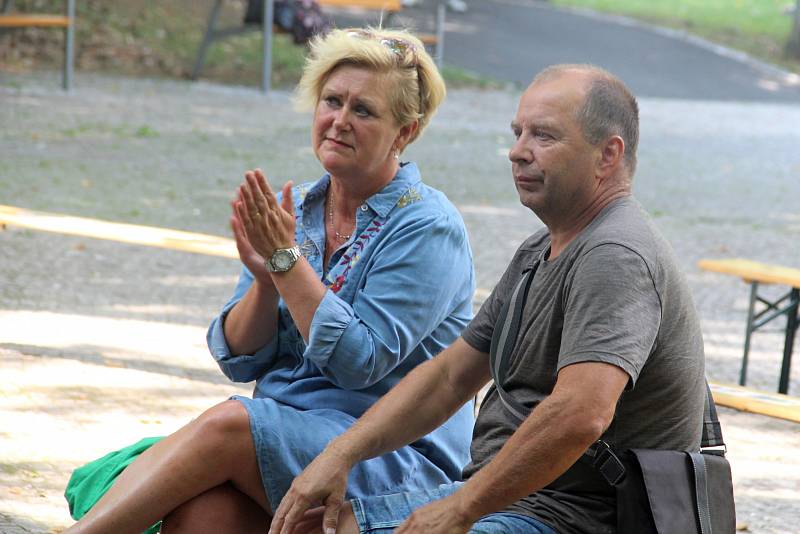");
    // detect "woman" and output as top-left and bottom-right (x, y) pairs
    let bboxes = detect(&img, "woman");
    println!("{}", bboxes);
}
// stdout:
(65, 28), (475, 533)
